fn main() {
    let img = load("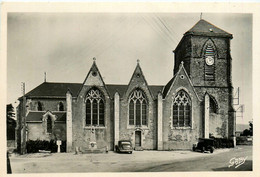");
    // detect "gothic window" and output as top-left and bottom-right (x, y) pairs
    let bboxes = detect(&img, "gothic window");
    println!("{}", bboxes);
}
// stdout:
(204, 44), (215, 81)
(58, 102), (64, 111)
(47, 116), (52, 133)
(37, 101), (43, 111)
(85, 88), (105, 126)
(128, 89), (148, 126)
(172, 90), (191, 127)
(209, 96), (218, 113)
